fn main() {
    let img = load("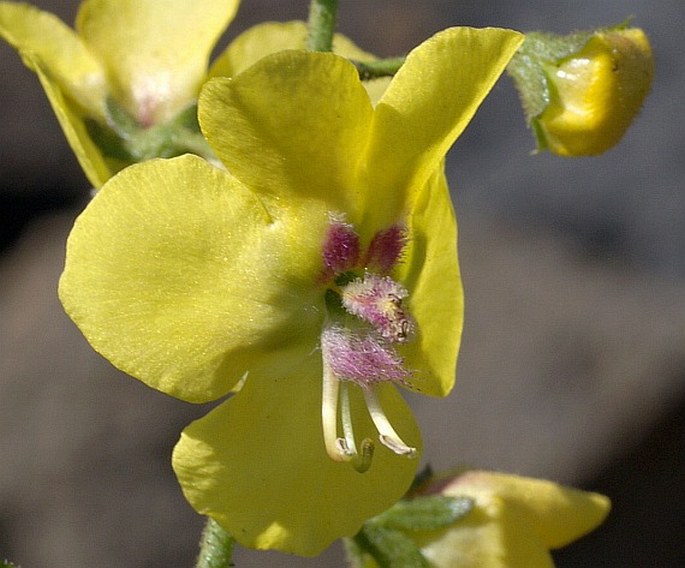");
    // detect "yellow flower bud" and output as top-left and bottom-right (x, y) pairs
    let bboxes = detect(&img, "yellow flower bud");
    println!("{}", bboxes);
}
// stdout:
(415, 470), (611, 568)
(535, 28), (654, 156)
